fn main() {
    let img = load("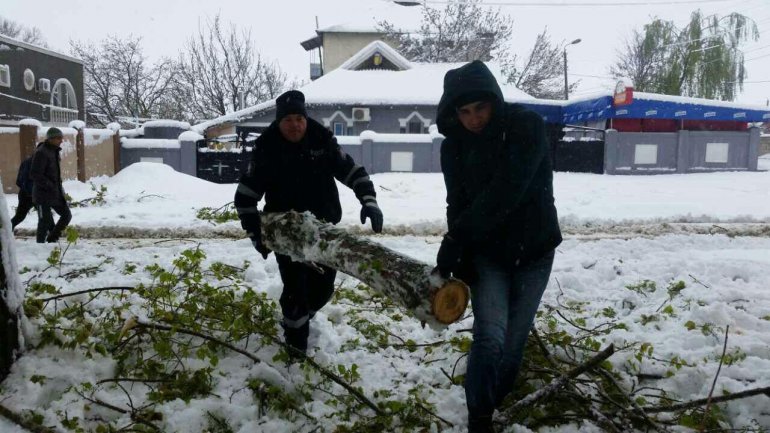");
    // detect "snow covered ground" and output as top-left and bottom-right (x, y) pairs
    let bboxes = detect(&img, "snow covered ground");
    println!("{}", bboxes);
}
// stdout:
(2, 162), (770, 432)
(1, 234), (769, 432)
(5, 162), (770, 238)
